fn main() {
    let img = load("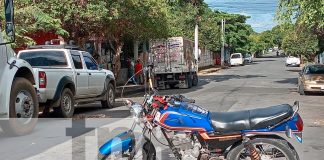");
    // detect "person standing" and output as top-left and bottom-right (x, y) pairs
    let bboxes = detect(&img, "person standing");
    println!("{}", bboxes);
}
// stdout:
(135, 59), (143, 84)
(127, 58), (137, 85)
